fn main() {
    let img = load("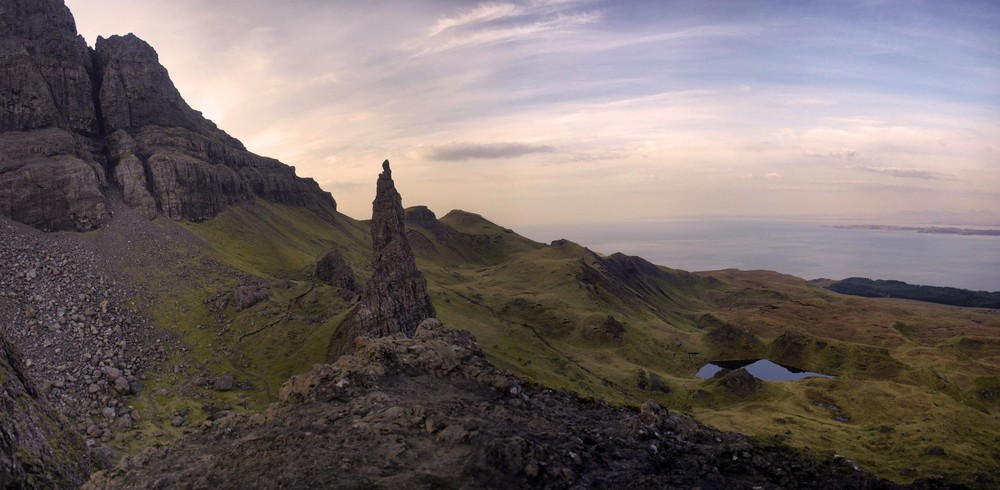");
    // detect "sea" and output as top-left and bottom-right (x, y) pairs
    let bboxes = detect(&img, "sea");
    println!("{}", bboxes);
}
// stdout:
(517, 218), (1000, 293)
